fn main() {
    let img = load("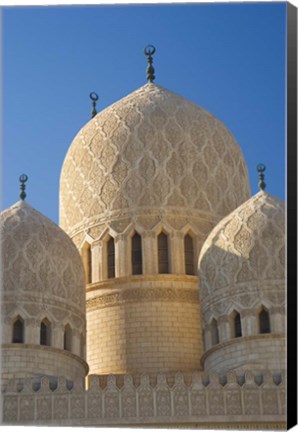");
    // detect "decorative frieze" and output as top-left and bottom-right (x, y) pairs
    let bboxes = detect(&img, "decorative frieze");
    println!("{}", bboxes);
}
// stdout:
(86, 287), (199, 310)
(1, 370), (286, 427)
